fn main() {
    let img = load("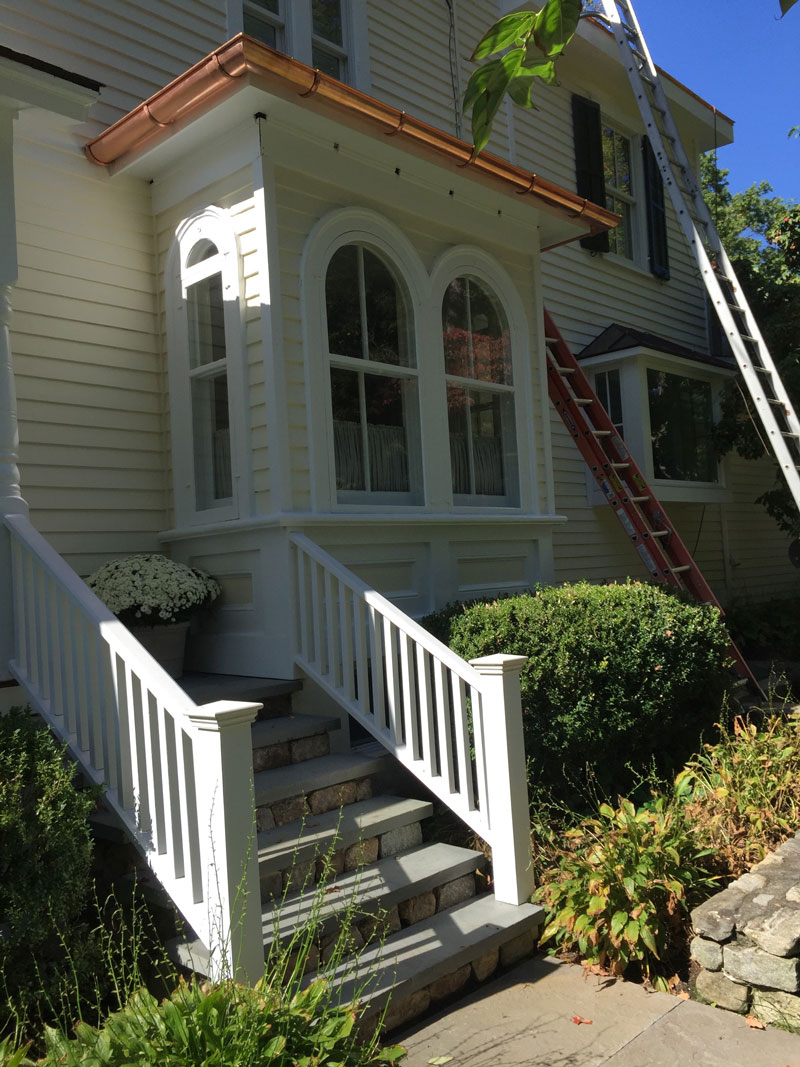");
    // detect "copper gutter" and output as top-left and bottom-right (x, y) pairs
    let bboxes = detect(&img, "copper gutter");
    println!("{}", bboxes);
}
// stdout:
(85, 35), (617, 246)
